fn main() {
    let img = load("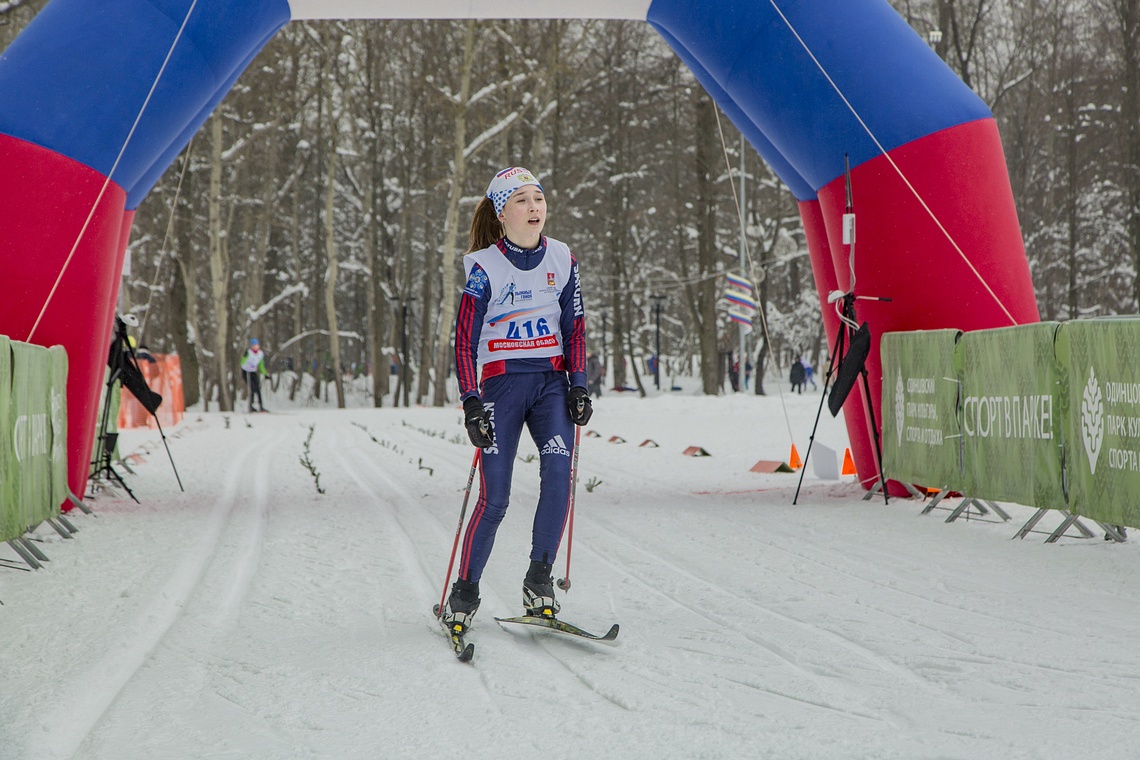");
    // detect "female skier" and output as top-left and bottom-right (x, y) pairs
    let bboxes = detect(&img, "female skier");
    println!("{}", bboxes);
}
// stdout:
(443, 167), (592, 632)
